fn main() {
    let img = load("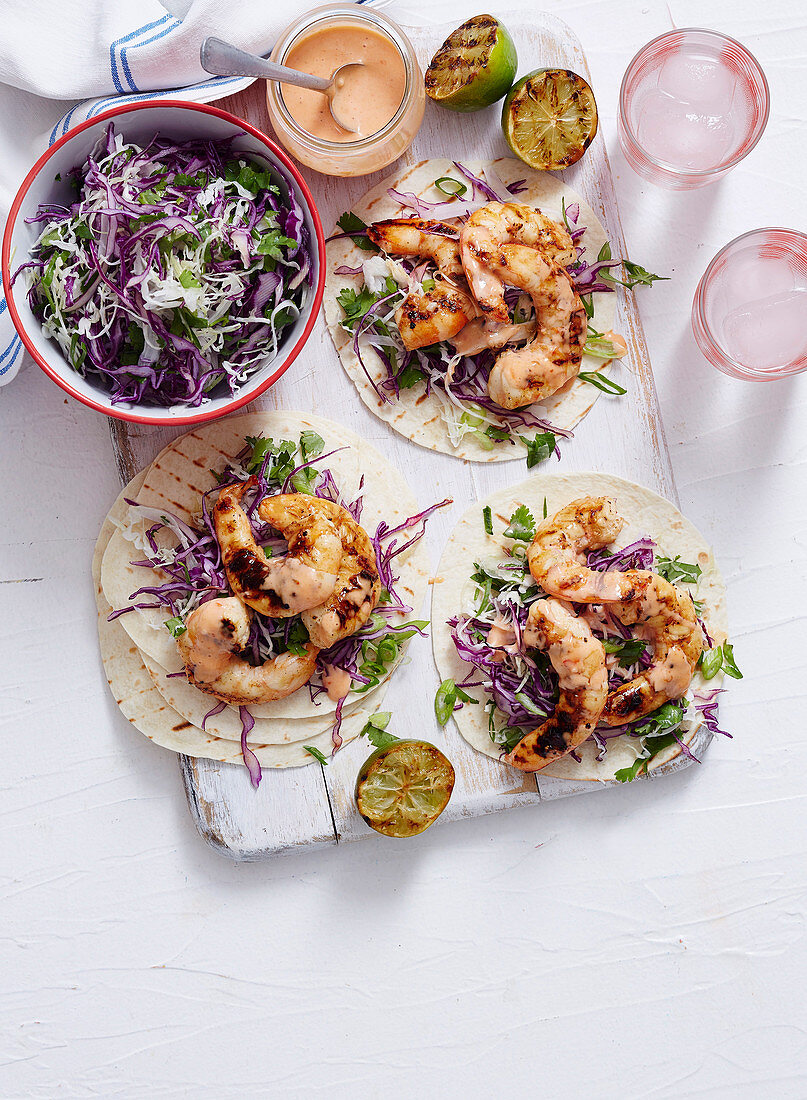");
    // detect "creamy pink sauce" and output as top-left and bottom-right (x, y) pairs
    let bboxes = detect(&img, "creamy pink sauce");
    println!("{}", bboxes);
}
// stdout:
(343, 574), (374, 609)
(183, 598), (239, 683)
(602, 330), (628, 358)
(487, 613), (516, 650)
(451, 318), (535, 356)
(647, 647), (693, 698)
(263, 557), (336, 613)
(321, 662), (352, 701)
(282, 24), (406, 142)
